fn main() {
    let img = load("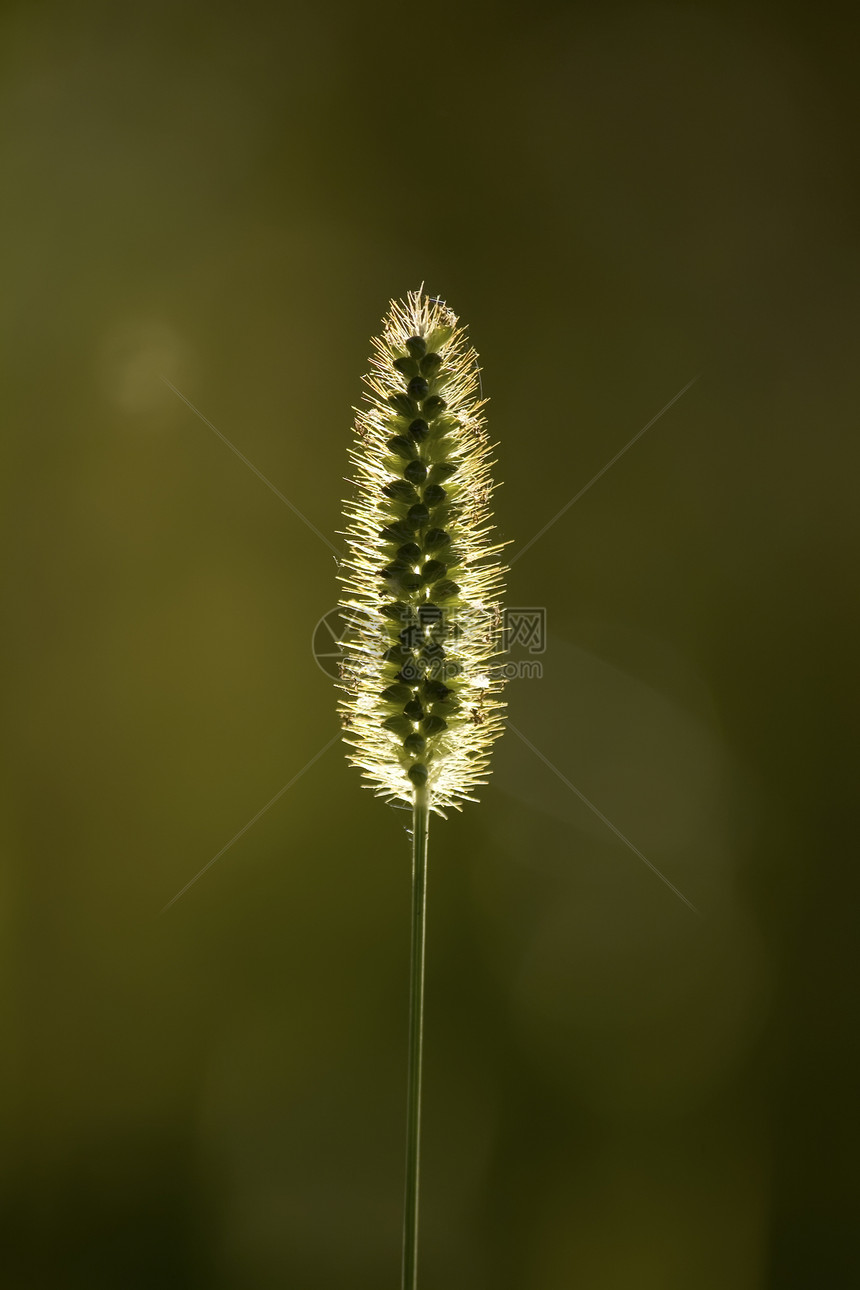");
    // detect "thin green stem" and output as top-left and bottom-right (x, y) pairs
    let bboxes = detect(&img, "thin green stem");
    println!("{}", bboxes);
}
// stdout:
(402, 783), (430, 1290)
